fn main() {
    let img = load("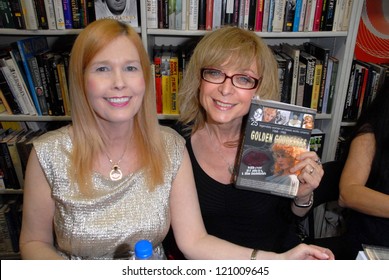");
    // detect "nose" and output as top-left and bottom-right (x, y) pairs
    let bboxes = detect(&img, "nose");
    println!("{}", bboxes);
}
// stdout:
(113, 70), (126, 89)
(219, 76), (234, 96)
